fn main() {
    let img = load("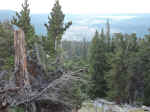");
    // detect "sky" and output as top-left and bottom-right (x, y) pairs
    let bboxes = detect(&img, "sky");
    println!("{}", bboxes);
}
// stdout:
(0, 0), (150, 14)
